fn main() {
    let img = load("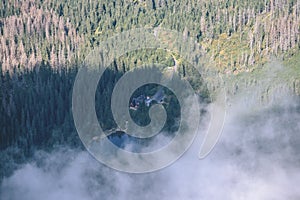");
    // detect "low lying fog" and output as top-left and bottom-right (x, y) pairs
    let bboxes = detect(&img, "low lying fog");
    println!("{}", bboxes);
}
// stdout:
(1, 94), (300, 200)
